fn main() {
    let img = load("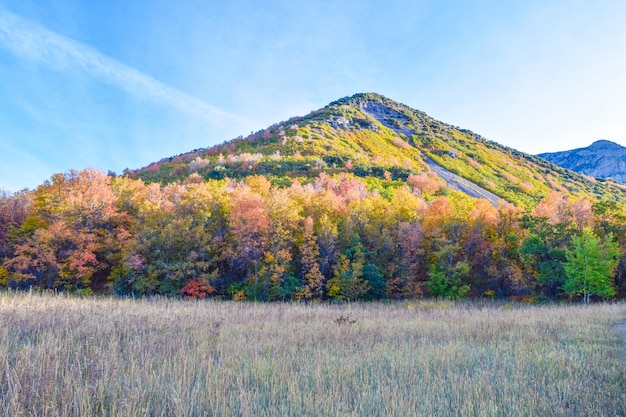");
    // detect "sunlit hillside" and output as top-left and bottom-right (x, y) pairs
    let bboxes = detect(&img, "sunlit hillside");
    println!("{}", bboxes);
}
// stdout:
(130, 93), (626, 208)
